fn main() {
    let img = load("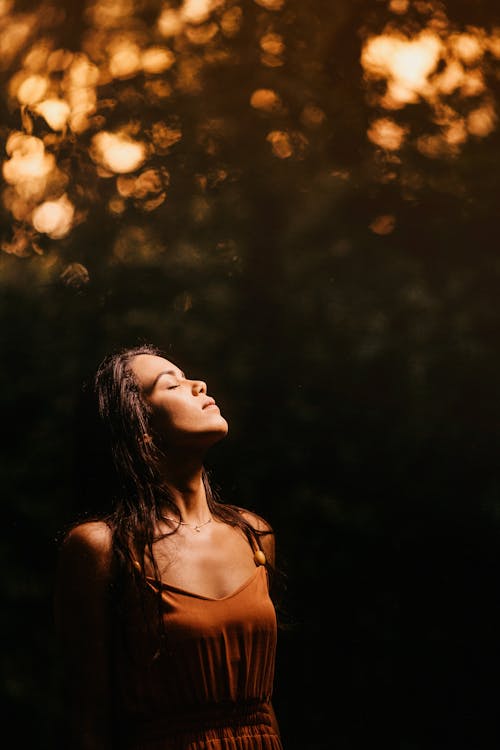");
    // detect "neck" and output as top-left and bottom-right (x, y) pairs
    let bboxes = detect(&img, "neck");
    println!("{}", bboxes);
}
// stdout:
(158, 451), (210, 523)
